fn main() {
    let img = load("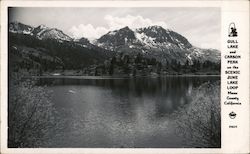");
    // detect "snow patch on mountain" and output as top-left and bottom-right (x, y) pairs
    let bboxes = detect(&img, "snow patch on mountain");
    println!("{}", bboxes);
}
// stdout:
(9, 22), (34, 35)
(9, 22), (73, 42)
(40, 29), (72, 41)
(134, 31), (156, 48)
